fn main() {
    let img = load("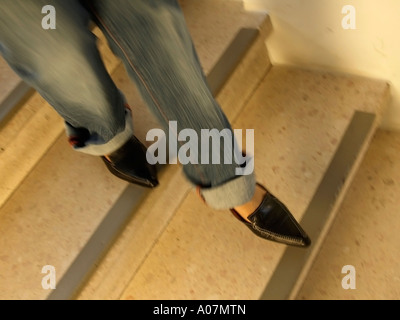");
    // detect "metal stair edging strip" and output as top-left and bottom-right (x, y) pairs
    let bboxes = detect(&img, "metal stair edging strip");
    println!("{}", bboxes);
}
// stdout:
(260, 111), (376, 300)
